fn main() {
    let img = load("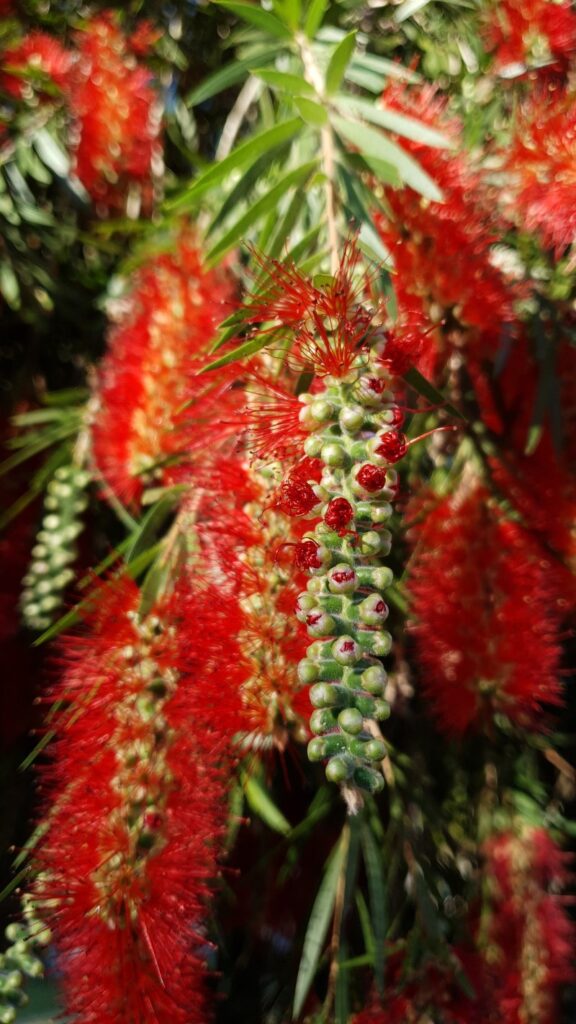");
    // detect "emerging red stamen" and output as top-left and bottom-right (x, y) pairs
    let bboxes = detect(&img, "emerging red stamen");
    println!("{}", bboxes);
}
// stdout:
(324, 497), (354, 532)
(356, 465), (387, 493)
(374, 431), (408, 463)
